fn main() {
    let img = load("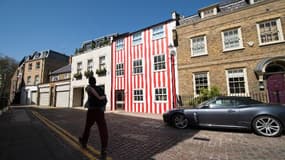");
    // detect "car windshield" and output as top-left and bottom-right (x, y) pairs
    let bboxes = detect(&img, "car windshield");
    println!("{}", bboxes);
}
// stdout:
(197, 98), (215, 108)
